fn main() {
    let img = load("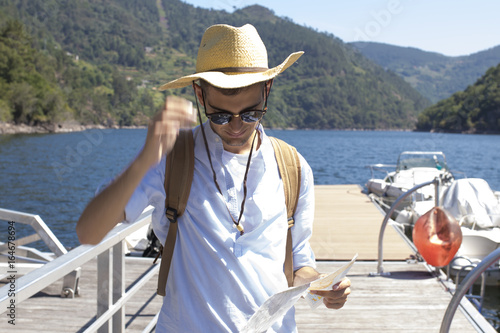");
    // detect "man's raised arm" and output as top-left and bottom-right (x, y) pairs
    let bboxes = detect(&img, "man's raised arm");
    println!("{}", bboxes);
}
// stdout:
(76, 97), (195, 244)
